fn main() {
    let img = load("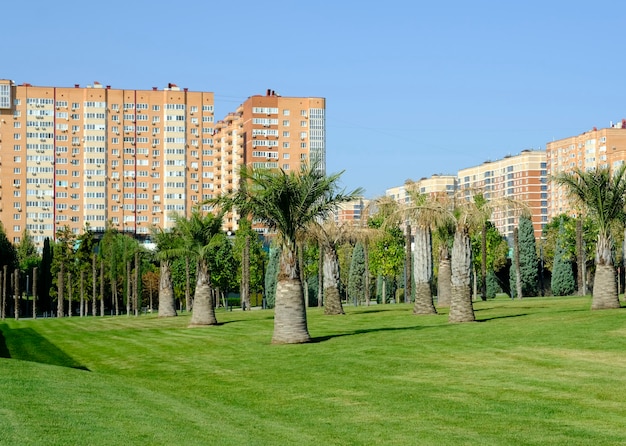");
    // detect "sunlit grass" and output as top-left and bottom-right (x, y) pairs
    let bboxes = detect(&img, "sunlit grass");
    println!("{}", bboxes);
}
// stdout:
(1, 296), (625, 445)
